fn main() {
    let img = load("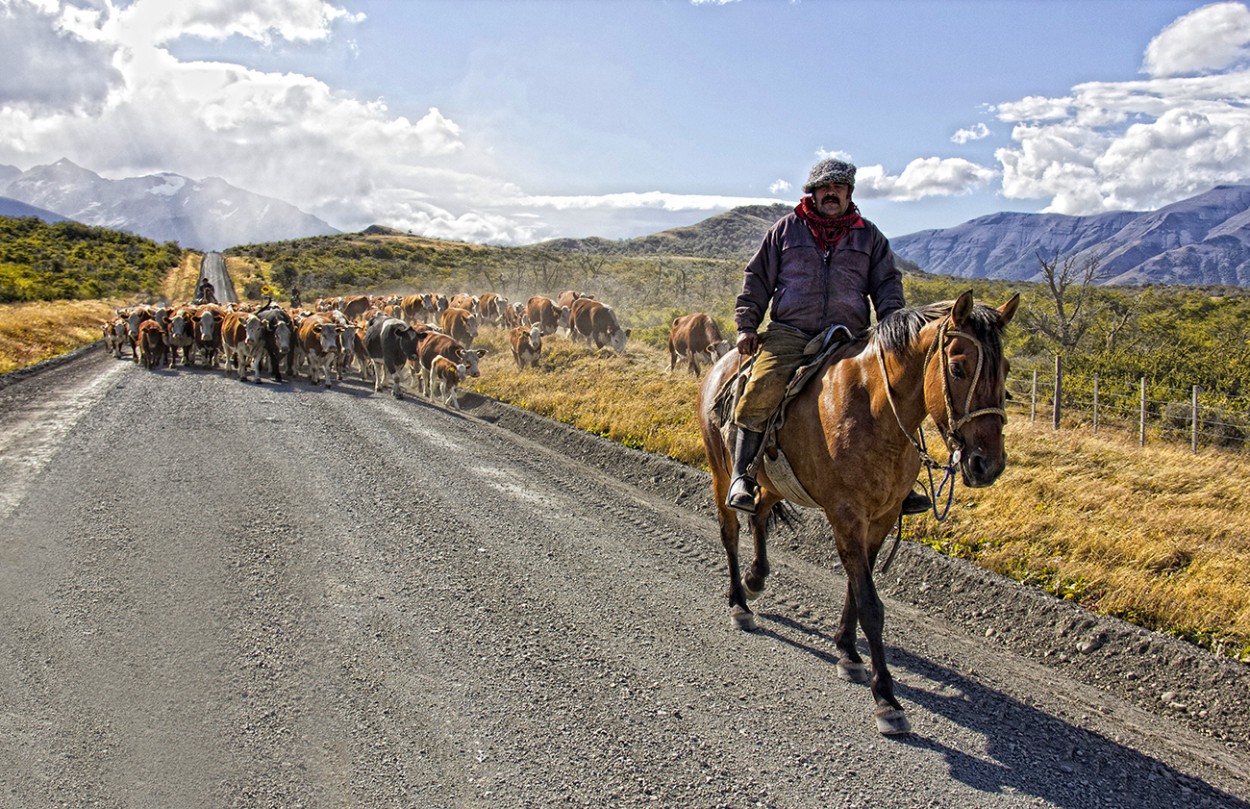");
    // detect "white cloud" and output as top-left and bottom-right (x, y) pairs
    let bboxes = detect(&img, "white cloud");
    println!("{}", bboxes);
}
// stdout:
(769, 179), (792, 194)
(951, 123), (990, 144)
(0, 0), (123, 114)
(854, 157), (997, 201)
(1142, 2), (1250, 77)
(994, 2), (1250, 216)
